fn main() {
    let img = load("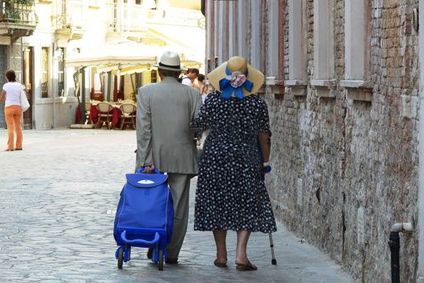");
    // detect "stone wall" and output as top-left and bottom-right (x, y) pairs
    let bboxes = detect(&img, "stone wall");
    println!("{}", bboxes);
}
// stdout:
(265, 0), (420, 282)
